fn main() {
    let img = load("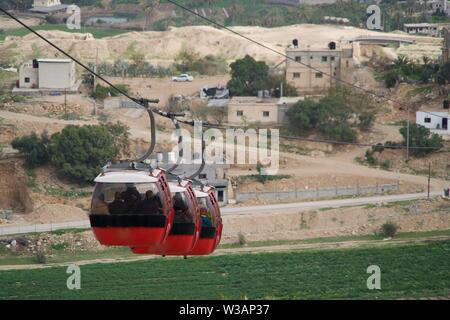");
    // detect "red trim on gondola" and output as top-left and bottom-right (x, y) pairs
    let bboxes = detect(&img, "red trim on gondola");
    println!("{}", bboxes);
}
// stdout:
(92, 227), (166, 246)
